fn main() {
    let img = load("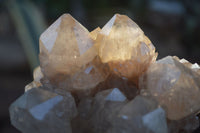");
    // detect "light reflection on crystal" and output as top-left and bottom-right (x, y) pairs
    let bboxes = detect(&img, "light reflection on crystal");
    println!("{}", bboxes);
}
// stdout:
(40, 16), (61, 52)
(84, 66), (93, 74)
(29, 95), (63, 120)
